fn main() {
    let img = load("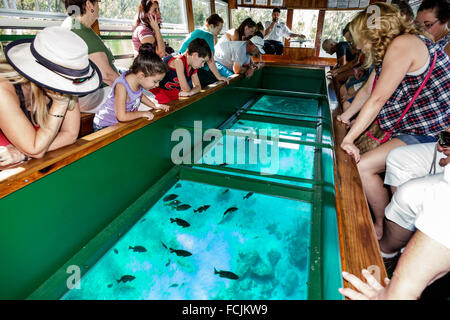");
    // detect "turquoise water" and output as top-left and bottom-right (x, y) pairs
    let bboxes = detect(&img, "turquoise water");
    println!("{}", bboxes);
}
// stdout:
(62, 180), (312, 300)
(251, 95), (319, 116)
(198, 118), (316, 187)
